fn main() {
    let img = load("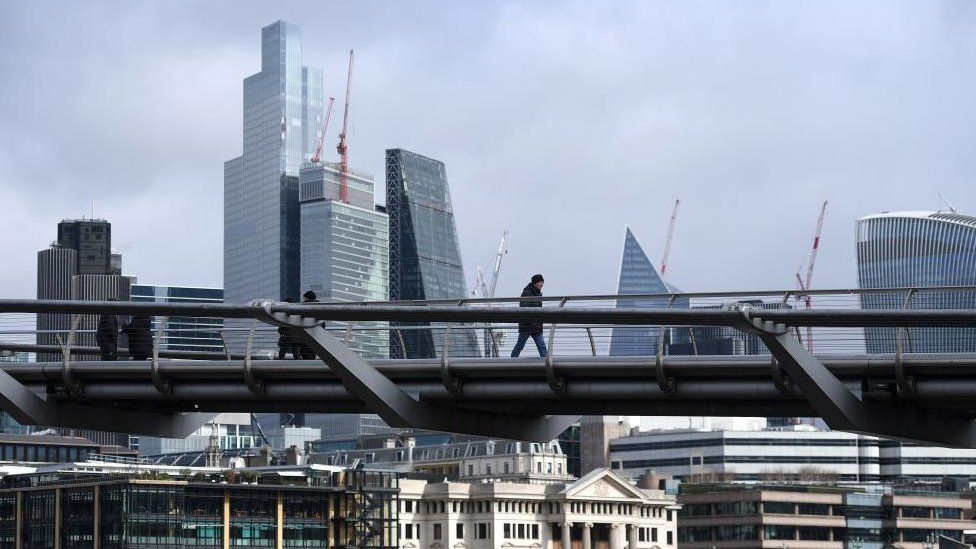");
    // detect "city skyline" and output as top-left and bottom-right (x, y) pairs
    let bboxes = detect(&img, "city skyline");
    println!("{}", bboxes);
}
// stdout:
(3, 3), (976, 302)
